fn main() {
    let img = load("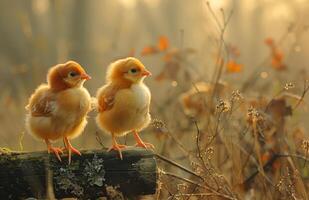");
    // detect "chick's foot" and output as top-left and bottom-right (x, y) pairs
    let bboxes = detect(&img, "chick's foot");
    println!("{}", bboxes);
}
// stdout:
(107, 144), (127, 160)
(133, 131), (155, 149)
(63, 137), (81, 164)
(135, 141), (155, 149)
(47, 146), (63, 161)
